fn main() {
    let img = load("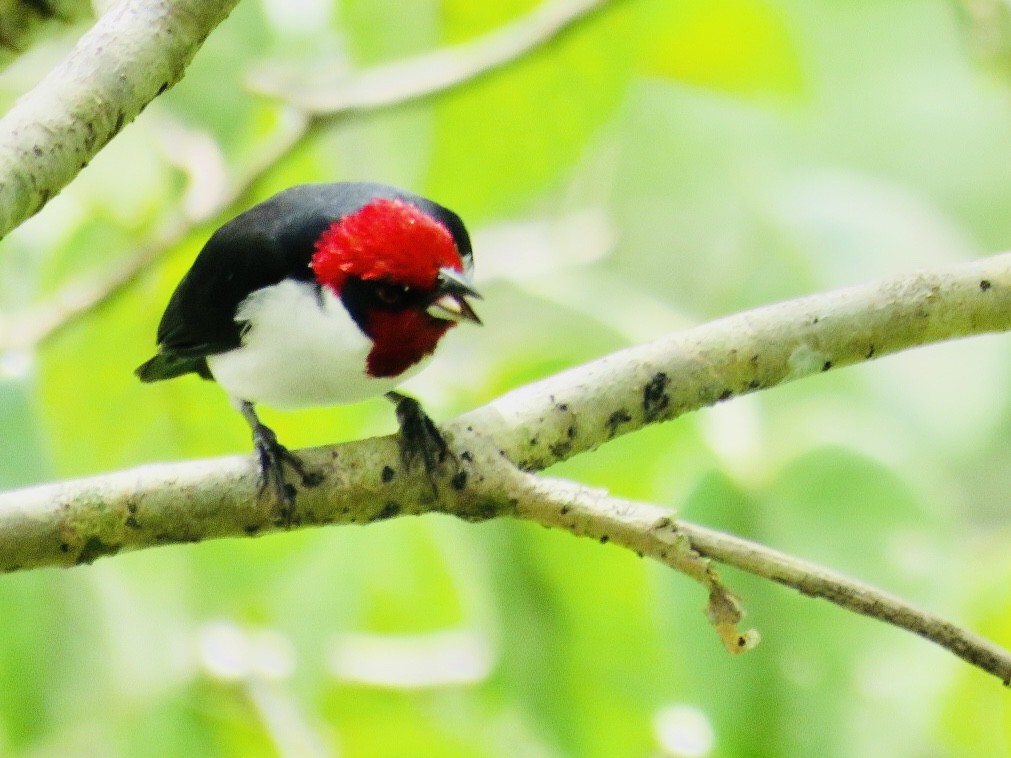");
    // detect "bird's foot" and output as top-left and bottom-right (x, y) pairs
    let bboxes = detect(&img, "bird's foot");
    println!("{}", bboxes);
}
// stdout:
(252, 423), (324, 526)
(387, 392), (452, 490)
